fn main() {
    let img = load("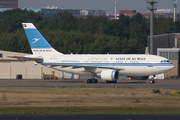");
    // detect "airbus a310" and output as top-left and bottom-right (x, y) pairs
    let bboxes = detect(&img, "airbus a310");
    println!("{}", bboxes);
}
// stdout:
(8, 23), (174, 84)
